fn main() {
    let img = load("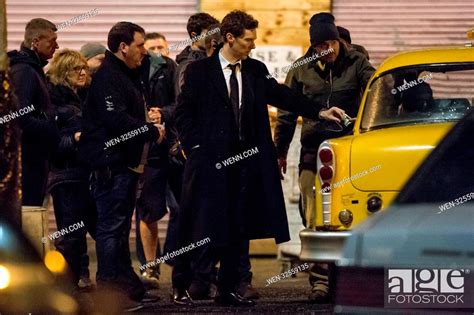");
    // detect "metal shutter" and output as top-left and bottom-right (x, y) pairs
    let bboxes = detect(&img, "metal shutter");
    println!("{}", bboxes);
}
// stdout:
(6, 0), (198, 60)
(332, 0), (474, 67)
